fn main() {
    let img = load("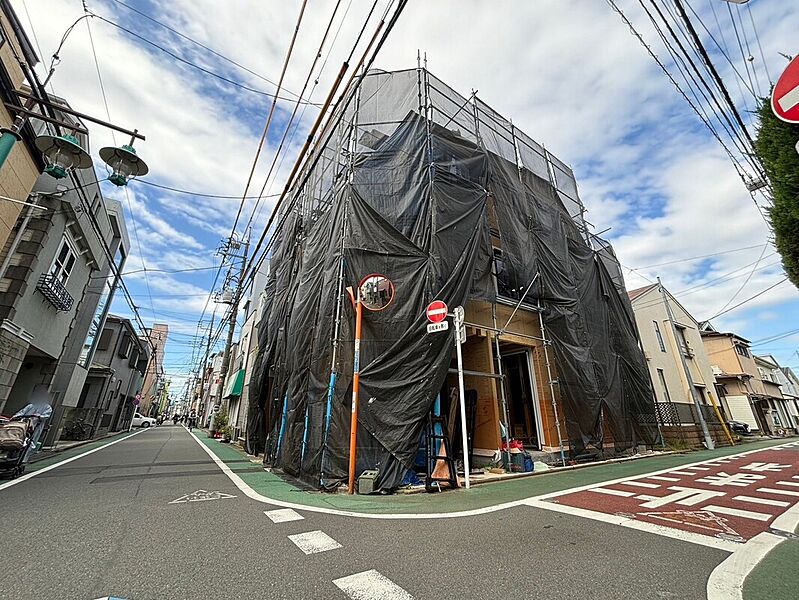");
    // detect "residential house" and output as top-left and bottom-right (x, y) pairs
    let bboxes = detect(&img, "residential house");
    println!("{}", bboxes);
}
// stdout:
(0, 99), (130, 446)
(138, 322), (168, 416)
(701, 326), (775, 434)
(0, 0), (44, 251)
(754, 355), (794, 433)
(76, 314), (149, 435)
(628, 283), (729, 447)
(777, 366), (799, 429)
